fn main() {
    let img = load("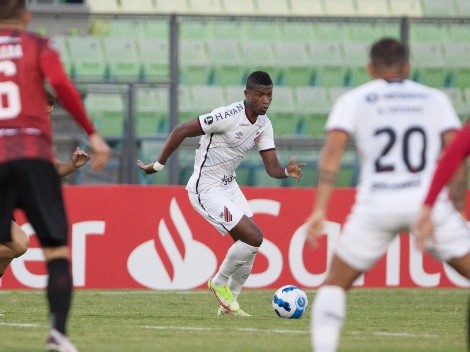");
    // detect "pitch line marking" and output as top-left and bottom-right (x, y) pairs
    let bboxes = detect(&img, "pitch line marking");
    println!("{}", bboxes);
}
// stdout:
(143, 325), (309, 335)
